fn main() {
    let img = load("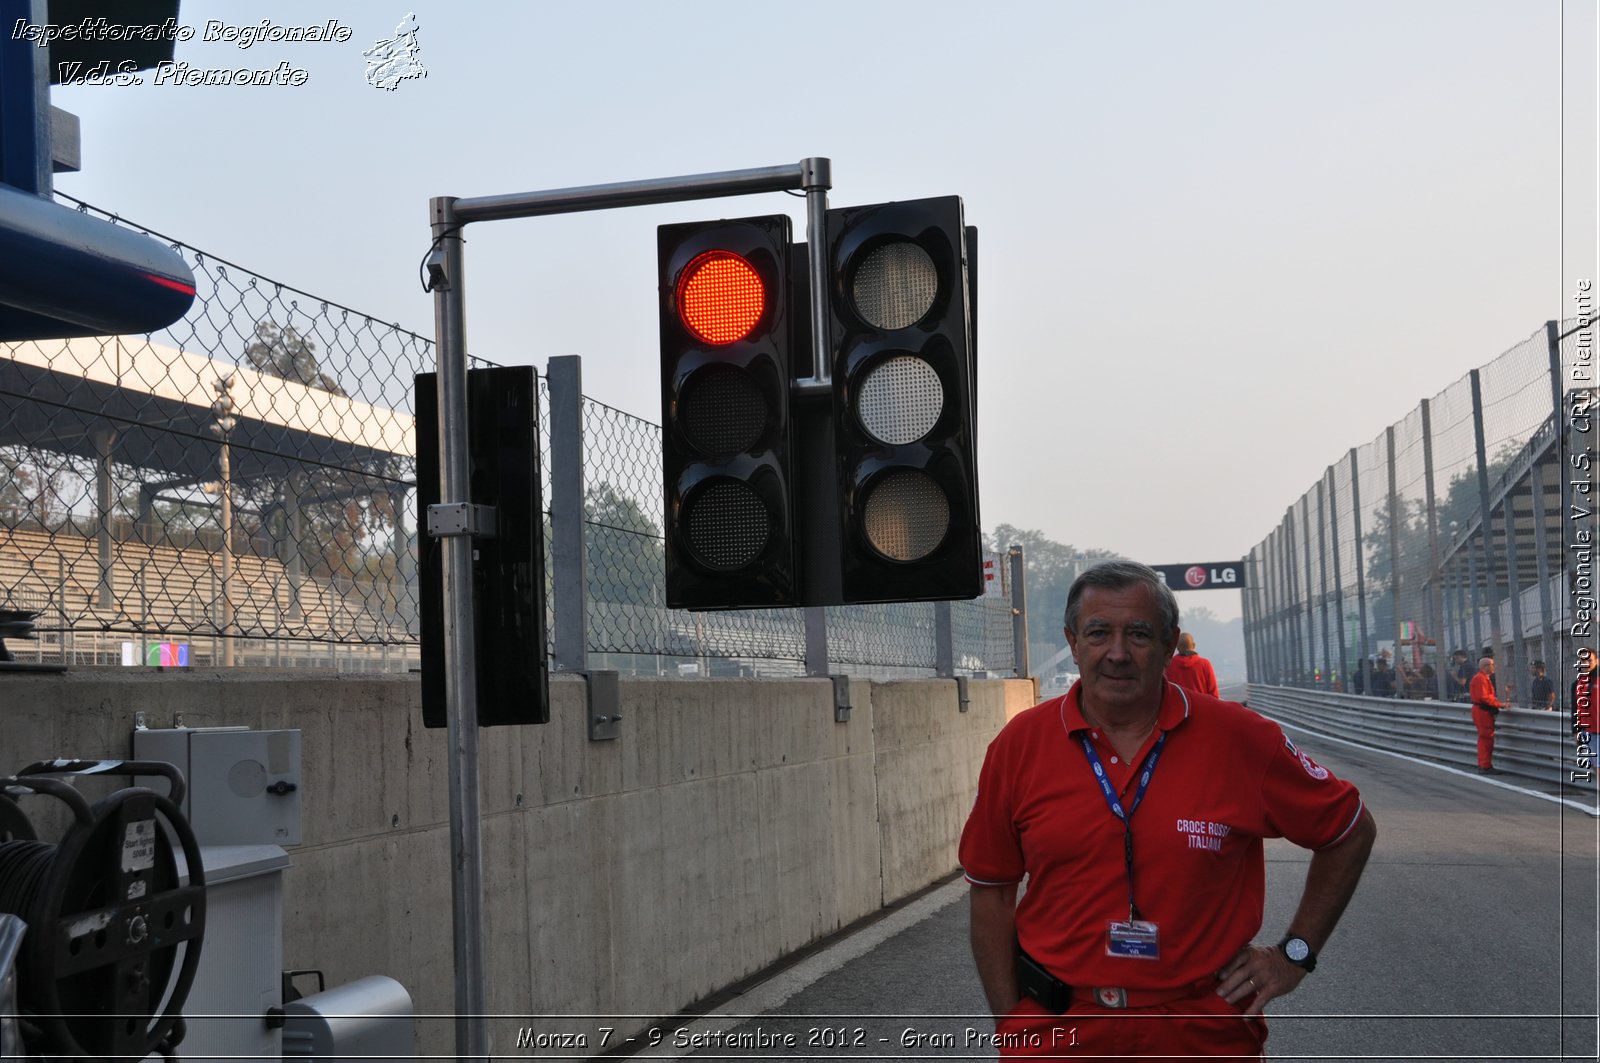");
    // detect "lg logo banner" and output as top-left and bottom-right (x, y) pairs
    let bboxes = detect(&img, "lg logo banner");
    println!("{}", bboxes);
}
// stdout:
(1151, 562), (1246, 591)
